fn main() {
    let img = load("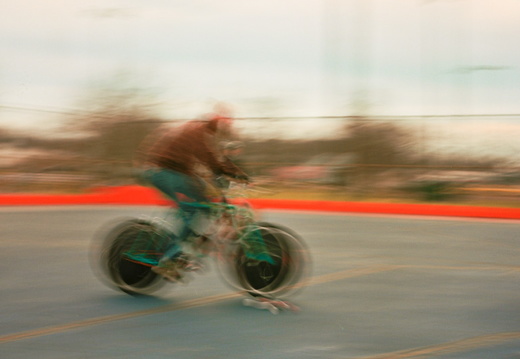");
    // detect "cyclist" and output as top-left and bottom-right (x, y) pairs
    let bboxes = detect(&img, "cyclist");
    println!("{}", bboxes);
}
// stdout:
(138, 113), (249, 281)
